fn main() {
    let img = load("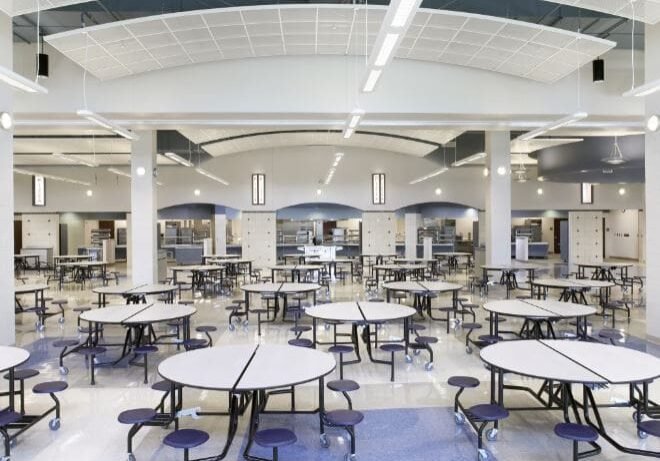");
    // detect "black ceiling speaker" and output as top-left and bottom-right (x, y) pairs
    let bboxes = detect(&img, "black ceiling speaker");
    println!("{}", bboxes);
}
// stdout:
(593, 58), (604, 83)
(37, 53), (49, 78)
